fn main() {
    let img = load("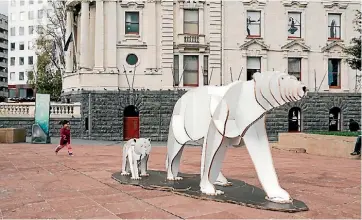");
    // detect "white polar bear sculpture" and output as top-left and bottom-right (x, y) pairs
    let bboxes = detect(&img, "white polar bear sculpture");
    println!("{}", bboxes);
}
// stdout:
(165, 71), (307, 203)
(121, 138), (152, 180)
